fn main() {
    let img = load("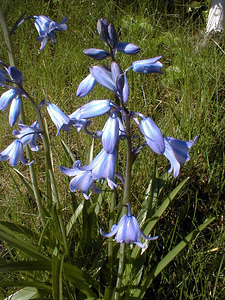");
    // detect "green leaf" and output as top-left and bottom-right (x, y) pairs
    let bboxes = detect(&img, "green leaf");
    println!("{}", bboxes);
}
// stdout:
(4, 287), (41, 300)
(63, 263), (101, 297)
(0, 221), (38, 240)
(66, 201), (84, 236)
(0, 223), (51, 263)
(0, 261), (51, 272)
(52, 254), (64, 300)
(11, 168), (34, 199)
(144, 177), (189, 232)
(137, 217), (215, 298)
(60, 139), (76, 164)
